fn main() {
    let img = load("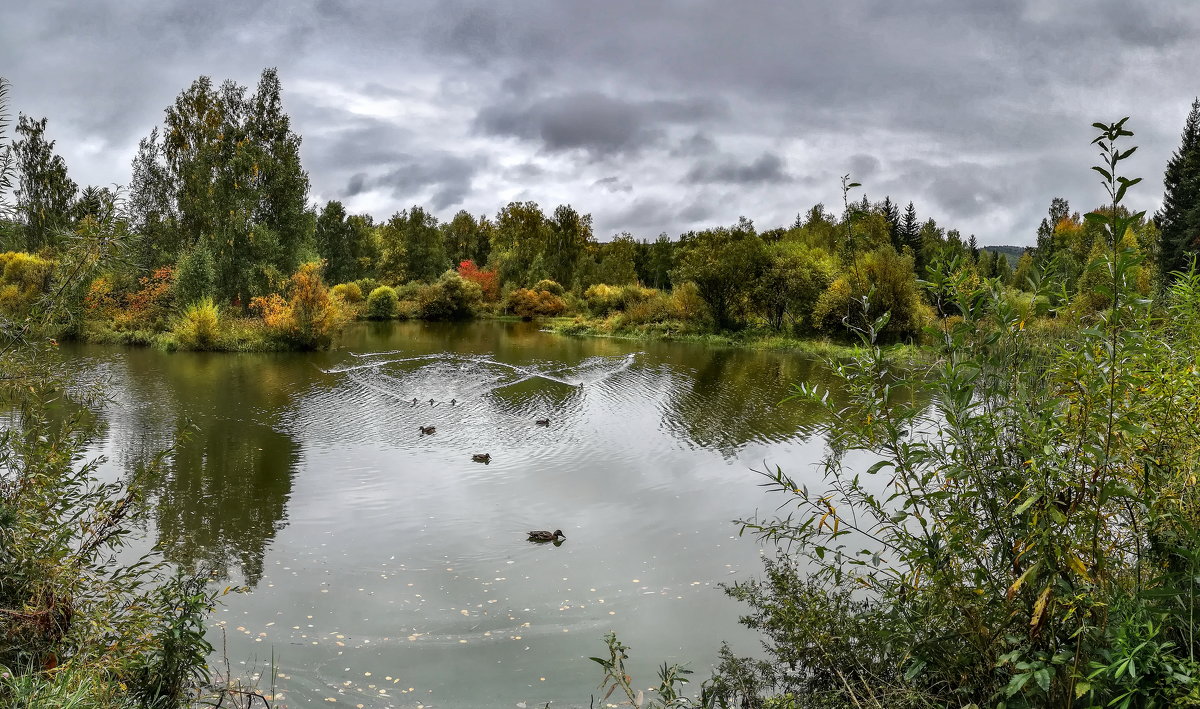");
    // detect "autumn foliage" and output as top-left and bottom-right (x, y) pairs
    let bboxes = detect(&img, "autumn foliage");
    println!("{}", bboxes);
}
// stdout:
(457, 259), (499, 301)
(250, 262), (347, 349)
